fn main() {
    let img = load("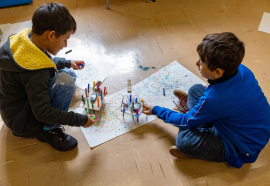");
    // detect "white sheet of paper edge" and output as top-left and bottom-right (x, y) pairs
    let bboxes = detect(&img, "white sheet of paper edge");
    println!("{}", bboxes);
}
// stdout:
(258, 12), (270, 34)
(54, 47), (116, 90)
(0, 20), (32, 47)
(73, 103), (156, 148)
